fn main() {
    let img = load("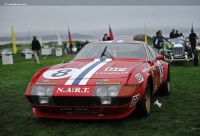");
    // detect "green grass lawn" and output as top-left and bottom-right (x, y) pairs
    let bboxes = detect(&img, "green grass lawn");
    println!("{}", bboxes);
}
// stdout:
(0, 49), (200, 136)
